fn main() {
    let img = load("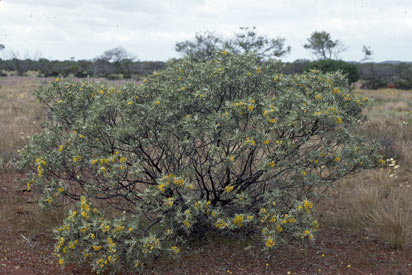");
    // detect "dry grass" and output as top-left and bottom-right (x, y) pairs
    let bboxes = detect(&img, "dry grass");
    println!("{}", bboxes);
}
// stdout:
(345, 170), (412, 249)
(355, 89), (412, 164)
(0, 76), (47, 164)
(321, 88), (412, 250)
